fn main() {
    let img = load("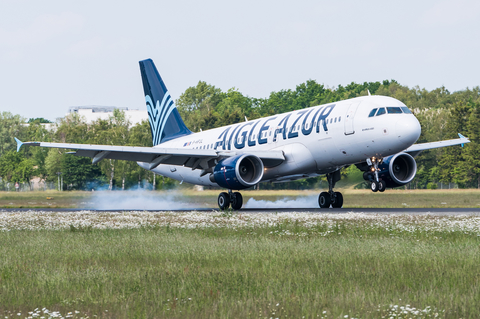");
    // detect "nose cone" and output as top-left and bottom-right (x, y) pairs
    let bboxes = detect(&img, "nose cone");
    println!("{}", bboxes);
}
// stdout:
(396, 116), (421, 147)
